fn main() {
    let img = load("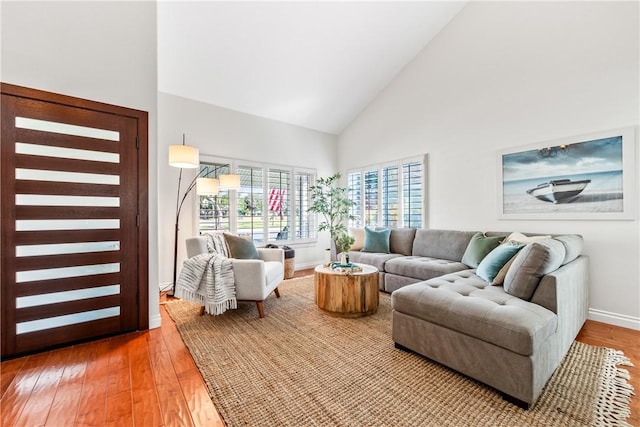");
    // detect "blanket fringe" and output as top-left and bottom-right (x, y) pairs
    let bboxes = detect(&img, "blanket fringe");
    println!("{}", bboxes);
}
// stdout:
(593, 348), (635, 427)
(174, 287), (238, 315)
